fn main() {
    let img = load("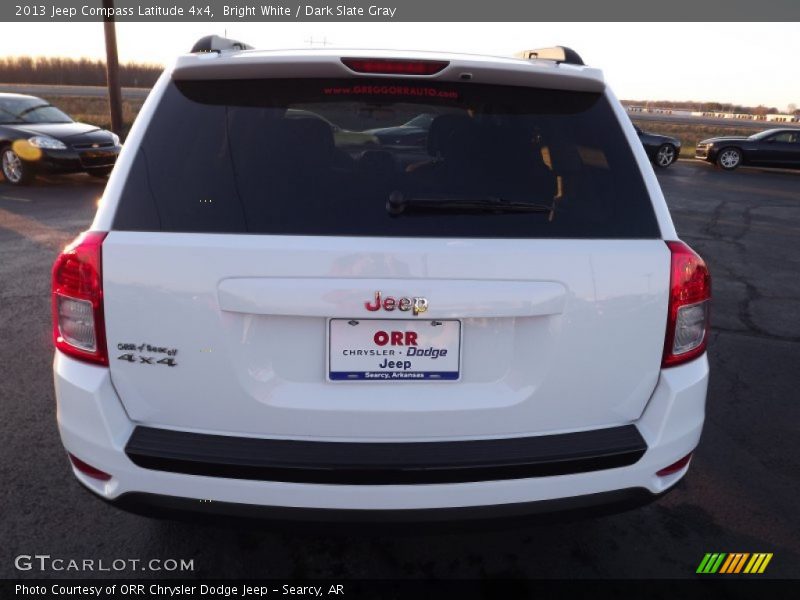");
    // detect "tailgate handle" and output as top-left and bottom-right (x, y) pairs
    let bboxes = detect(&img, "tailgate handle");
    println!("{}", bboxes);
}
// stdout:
(218, 278), (566, 319)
